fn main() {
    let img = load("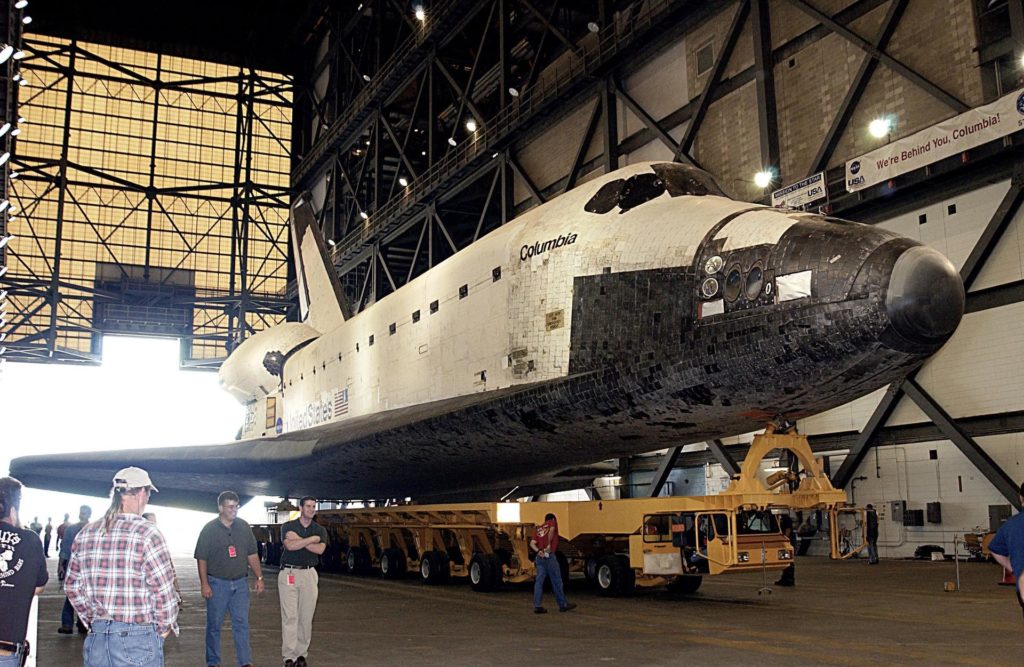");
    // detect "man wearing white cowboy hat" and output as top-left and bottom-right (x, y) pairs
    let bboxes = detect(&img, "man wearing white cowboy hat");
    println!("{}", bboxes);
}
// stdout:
(65, 467), (179, 667)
